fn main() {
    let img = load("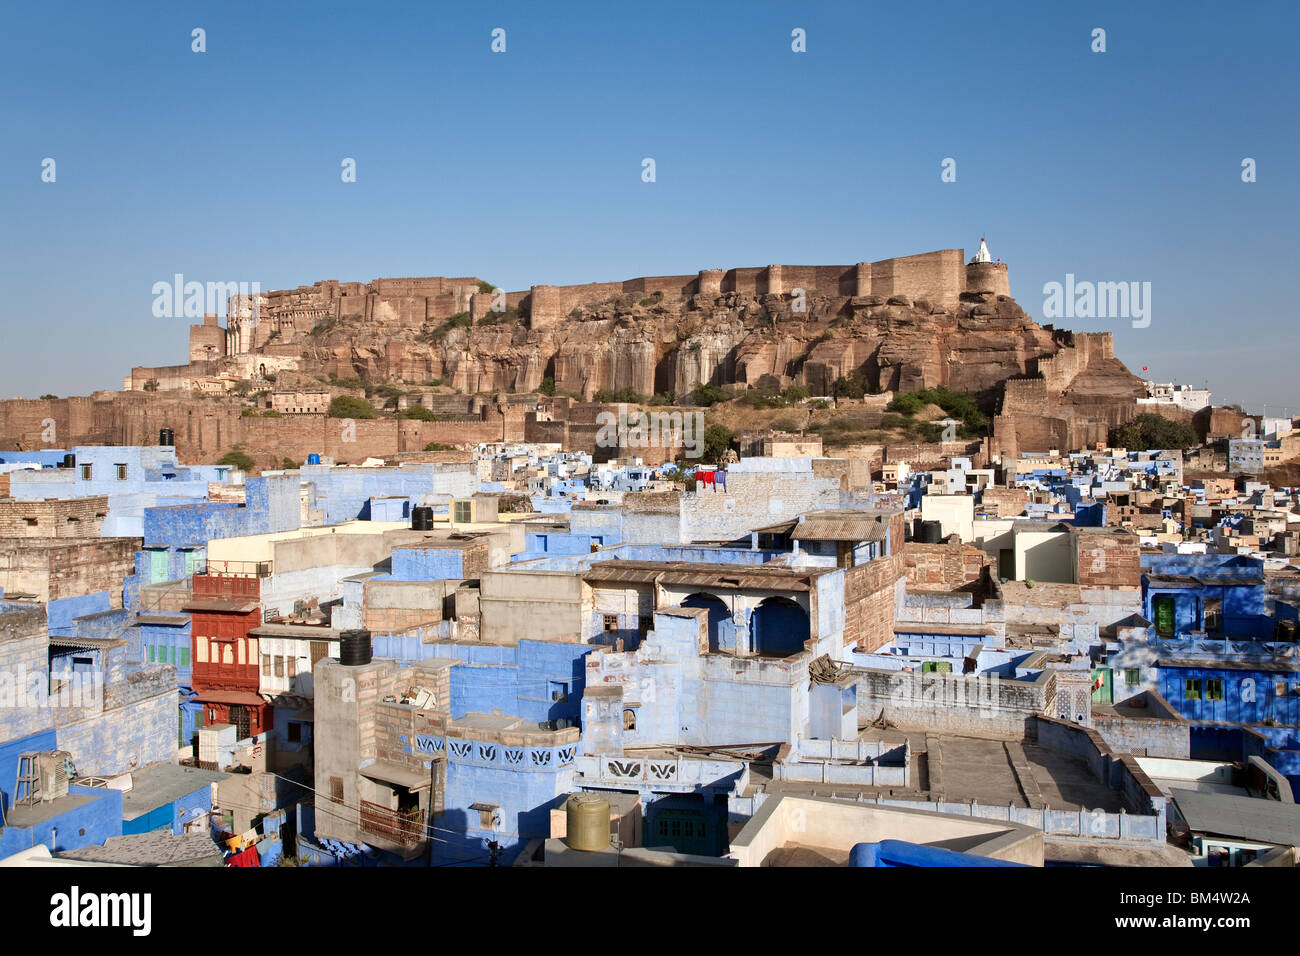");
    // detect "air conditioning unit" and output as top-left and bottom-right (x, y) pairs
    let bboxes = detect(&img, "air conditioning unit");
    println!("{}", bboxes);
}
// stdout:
(36, 750), (73, 802)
